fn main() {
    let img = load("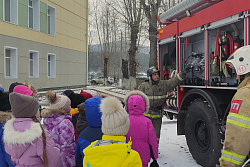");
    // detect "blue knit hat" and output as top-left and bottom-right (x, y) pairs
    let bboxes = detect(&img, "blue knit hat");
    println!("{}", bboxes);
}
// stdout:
(85, 96), (102, 127)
